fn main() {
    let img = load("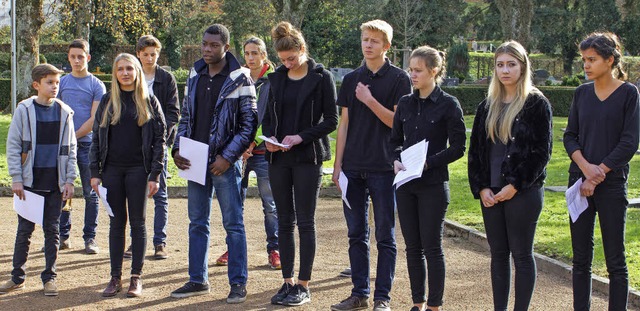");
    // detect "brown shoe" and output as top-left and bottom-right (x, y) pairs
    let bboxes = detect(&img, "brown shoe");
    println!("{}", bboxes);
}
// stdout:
(154, 244), (168, 260)
(102, 277), (122, 297)
(126, 276), (142, 298)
